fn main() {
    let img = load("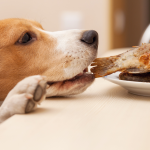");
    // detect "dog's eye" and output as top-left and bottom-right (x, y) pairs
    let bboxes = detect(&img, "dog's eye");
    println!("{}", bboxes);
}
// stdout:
(19, 33), (32, 44)
(21, 33), (32, 43)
